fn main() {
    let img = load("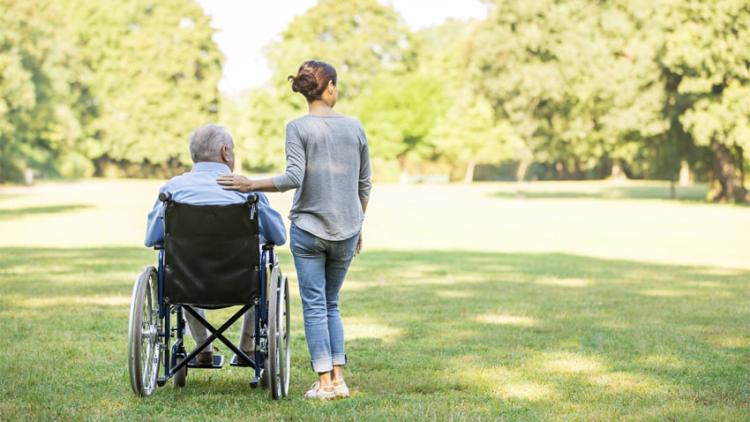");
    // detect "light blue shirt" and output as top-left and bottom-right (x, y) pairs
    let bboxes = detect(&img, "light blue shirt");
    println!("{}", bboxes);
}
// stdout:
(144, 162), (287, 247)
